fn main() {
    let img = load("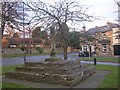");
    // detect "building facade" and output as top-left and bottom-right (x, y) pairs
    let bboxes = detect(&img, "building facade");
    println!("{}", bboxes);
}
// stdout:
(81, 27), (120, 56)
(95, 30), (114, 56)
(95, 28), (120, 56)
(113, 28), (120, 55)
